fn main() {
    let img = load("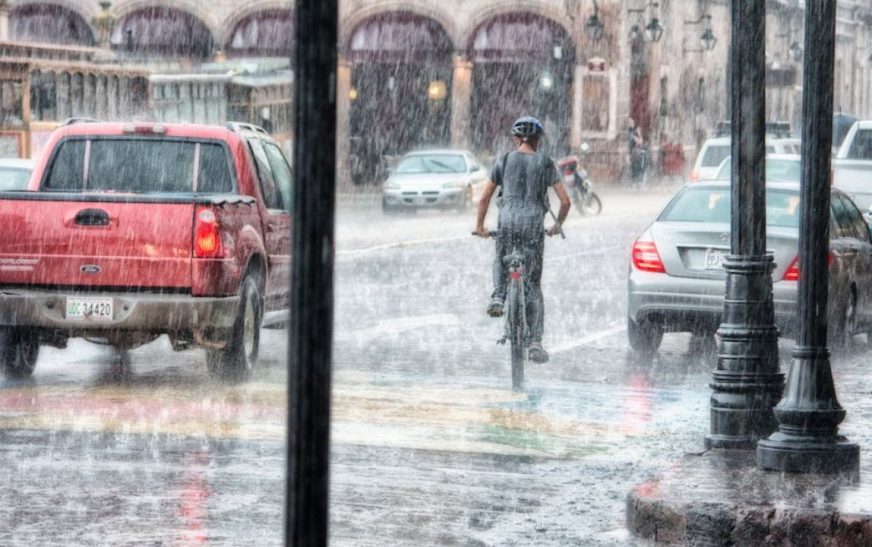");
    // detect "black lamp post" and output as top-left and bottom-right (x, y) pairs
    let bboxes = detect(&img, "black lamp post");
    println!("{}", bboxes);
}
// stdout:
(757, 0), (859, 476)
(585, 0), (604, 43)
(705, 0), (784, 450)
